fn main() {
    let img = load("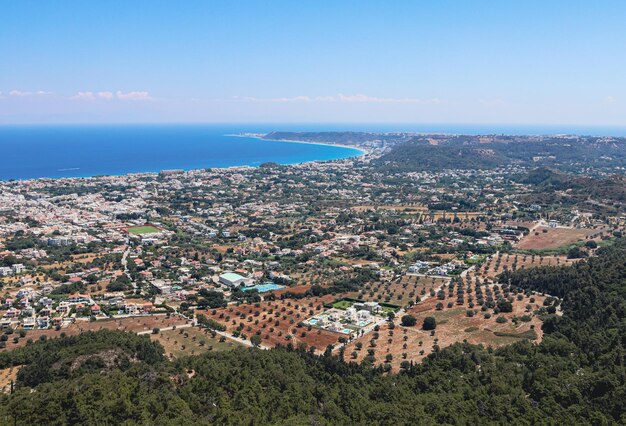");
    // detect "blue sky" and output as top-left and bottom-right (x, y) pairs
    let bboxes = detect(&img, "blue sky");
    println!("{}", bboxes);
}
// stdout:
(1, 0), (625, 125)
